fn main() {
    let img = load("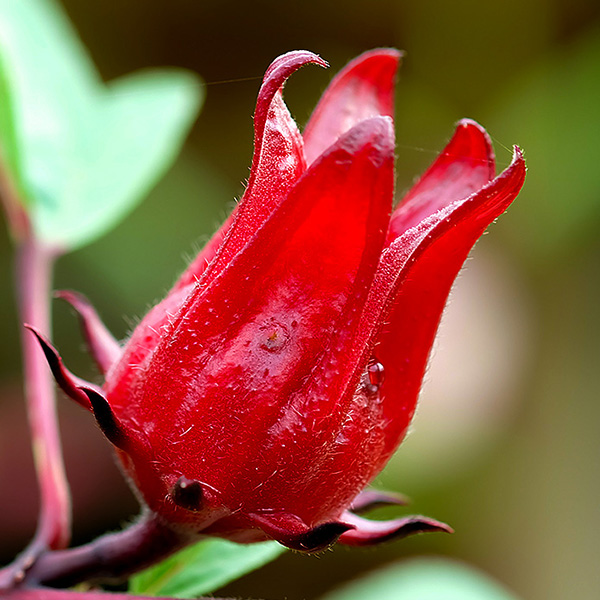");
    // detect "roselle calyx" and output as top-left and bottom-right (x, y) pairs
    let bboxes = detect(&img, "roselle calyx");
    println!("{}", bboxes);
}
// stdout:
(32, 49), (525, 552)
